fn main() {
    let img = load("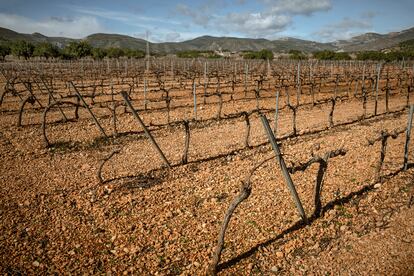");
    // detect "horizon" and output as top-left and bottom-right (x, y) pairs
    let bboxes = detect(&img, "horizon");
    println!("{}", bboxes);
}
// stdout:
(3, 25), (414, 45)
(0, 0), (413, 43)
